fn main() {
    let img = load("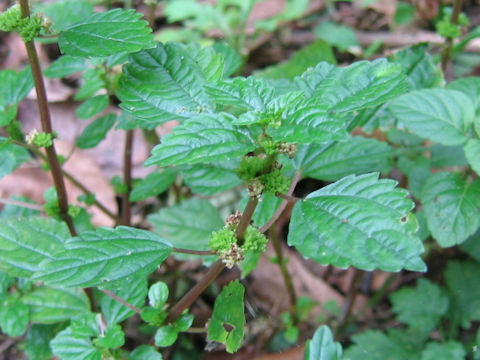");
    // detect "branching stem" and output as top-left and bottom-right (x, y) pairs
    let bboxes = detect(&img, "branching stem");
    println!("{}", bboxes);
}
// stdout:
(120, 130), (134, 226)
